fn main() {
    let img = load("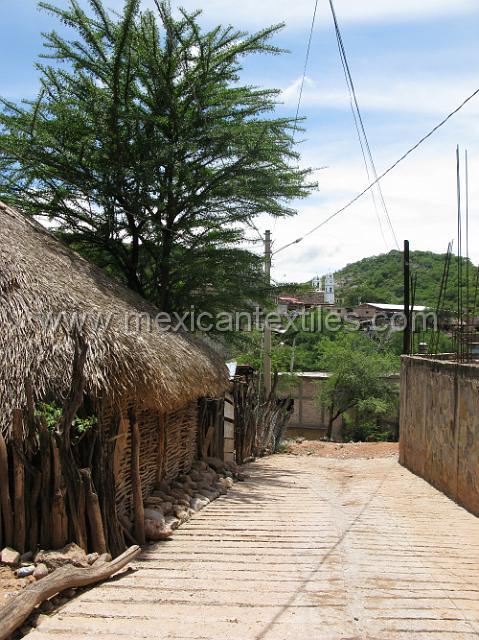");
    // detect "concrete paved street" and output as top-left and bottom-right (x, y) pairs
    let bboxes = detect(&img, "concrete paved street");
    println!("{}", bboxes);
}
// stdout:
(31, 454), (479, 639)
